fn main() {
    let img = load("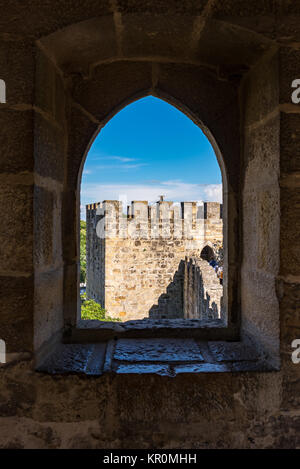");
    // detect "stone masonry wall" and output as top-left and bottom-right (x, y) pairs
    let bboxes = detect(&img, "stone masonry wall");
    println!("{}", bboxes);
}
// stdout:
(86, 200), (223, 320)
(184, 257), (224, 320)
